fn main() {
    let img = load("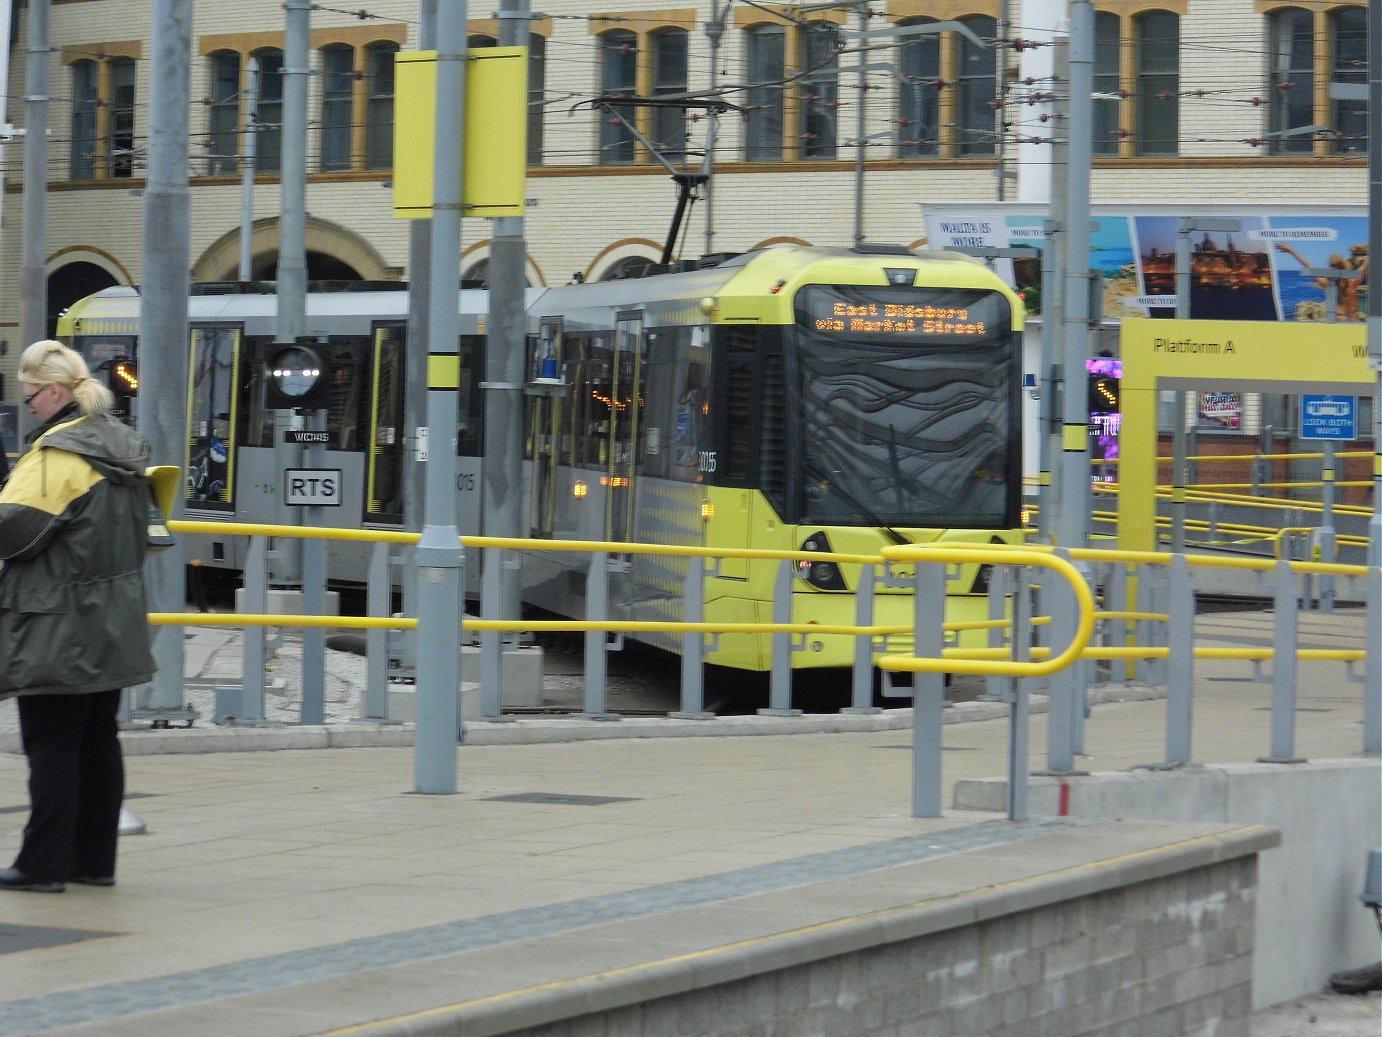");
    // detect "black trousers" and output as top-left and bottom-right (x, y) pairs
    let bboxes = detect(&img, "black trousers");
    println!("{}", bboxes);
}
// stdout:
(12, 689), (125, 883)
